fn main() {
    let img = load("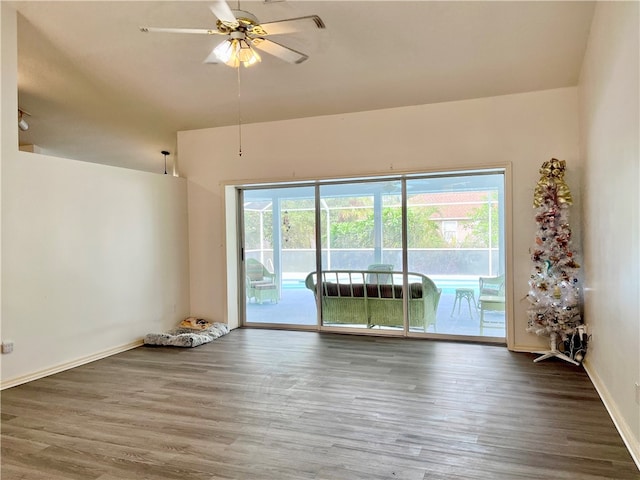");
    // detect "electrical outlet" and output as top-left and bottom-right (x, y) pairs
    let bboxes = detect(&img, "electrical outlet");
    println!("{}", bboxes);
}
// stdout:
(1, 340), (14, 354)
(635, 383), (640, 405)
